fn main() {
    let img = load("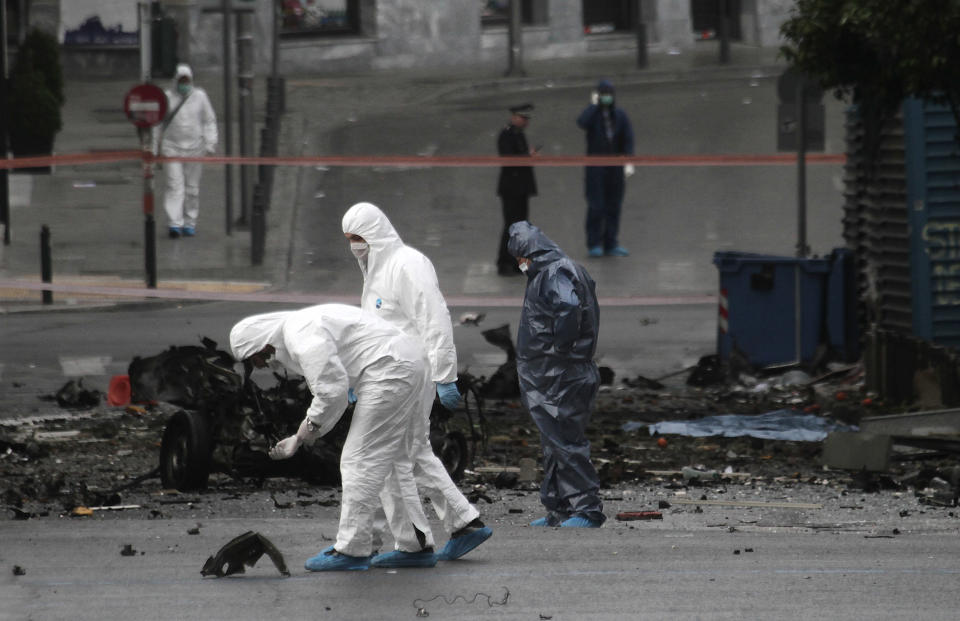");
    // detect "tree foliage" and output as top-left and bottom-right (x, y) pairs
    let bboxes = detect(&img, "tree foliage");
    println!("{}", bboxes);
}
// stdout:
(7, 29), (64, 156)
(780, 0), (960, 122)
